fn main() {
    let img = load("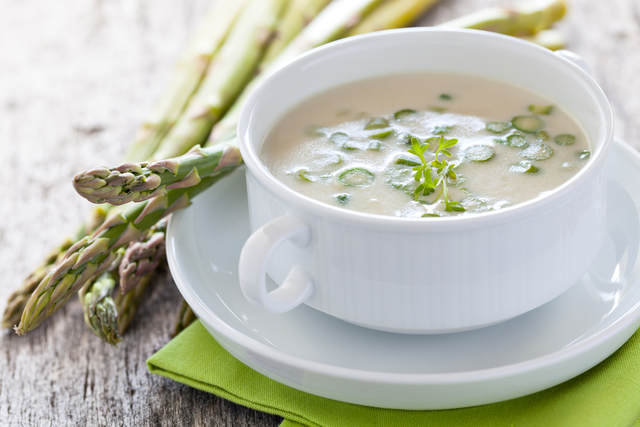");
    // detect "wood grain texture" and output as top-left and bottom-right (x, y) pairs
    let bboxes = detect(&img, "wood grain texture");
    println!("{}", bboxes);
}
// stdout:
(1, 0), (639, 425)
